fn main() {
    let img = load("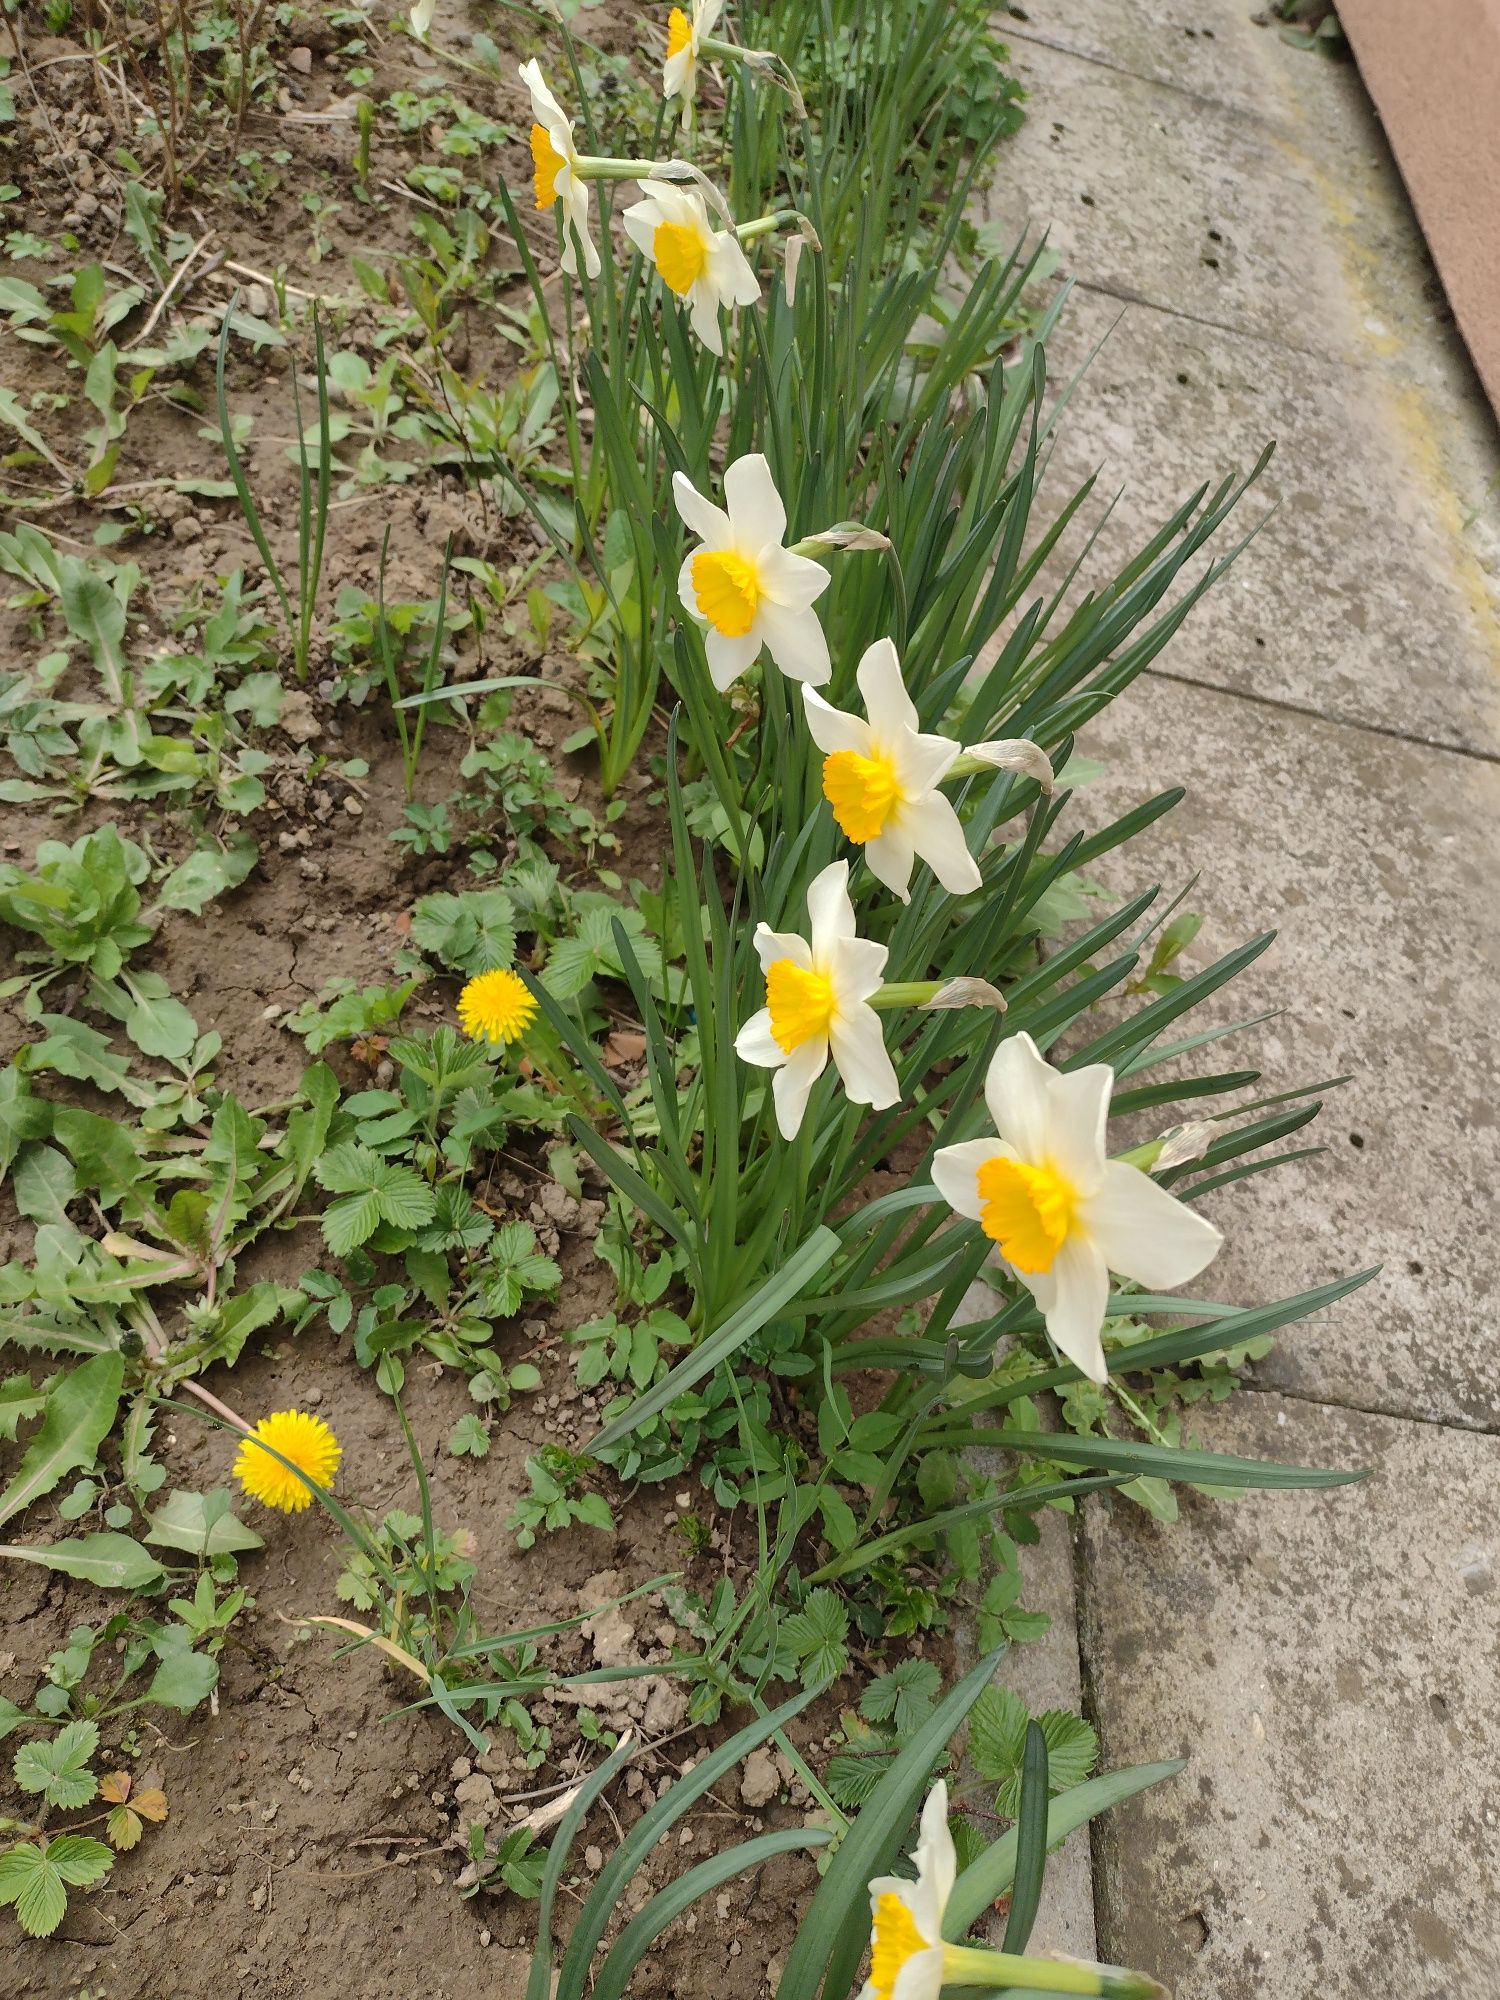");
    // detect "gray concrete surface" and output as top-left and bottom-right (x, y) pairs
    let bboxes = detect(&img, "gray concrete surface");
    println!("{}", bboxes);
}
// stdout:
(972, 1), (1500, 1991)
